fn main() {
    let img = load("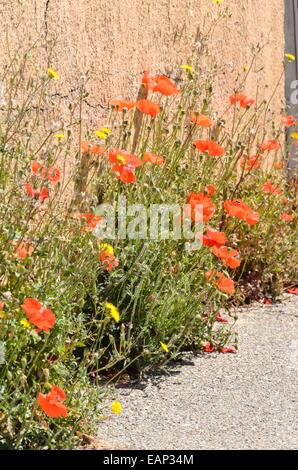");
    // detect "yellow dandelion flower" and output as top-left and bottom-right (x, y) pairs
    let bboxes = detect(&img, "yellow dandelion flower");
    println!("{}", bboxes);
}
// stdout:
(160, 341), (170, 353)
(20, 319), (31, 329)
(100, 127), (112, 135)
(100, 243), (114, 255)
(181, 64), (194, 71)
(47, 67), (59, 80)
(290, 132), (298, 140)
(104, 302), (120, 323)
(285, 53), (296, 62)
(111, 400), (123, 414)
(94, 131), (106, 140)
(212, 0), (223, 4)
(94, 128), (112, 140)
(55, 133), (65, 139)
